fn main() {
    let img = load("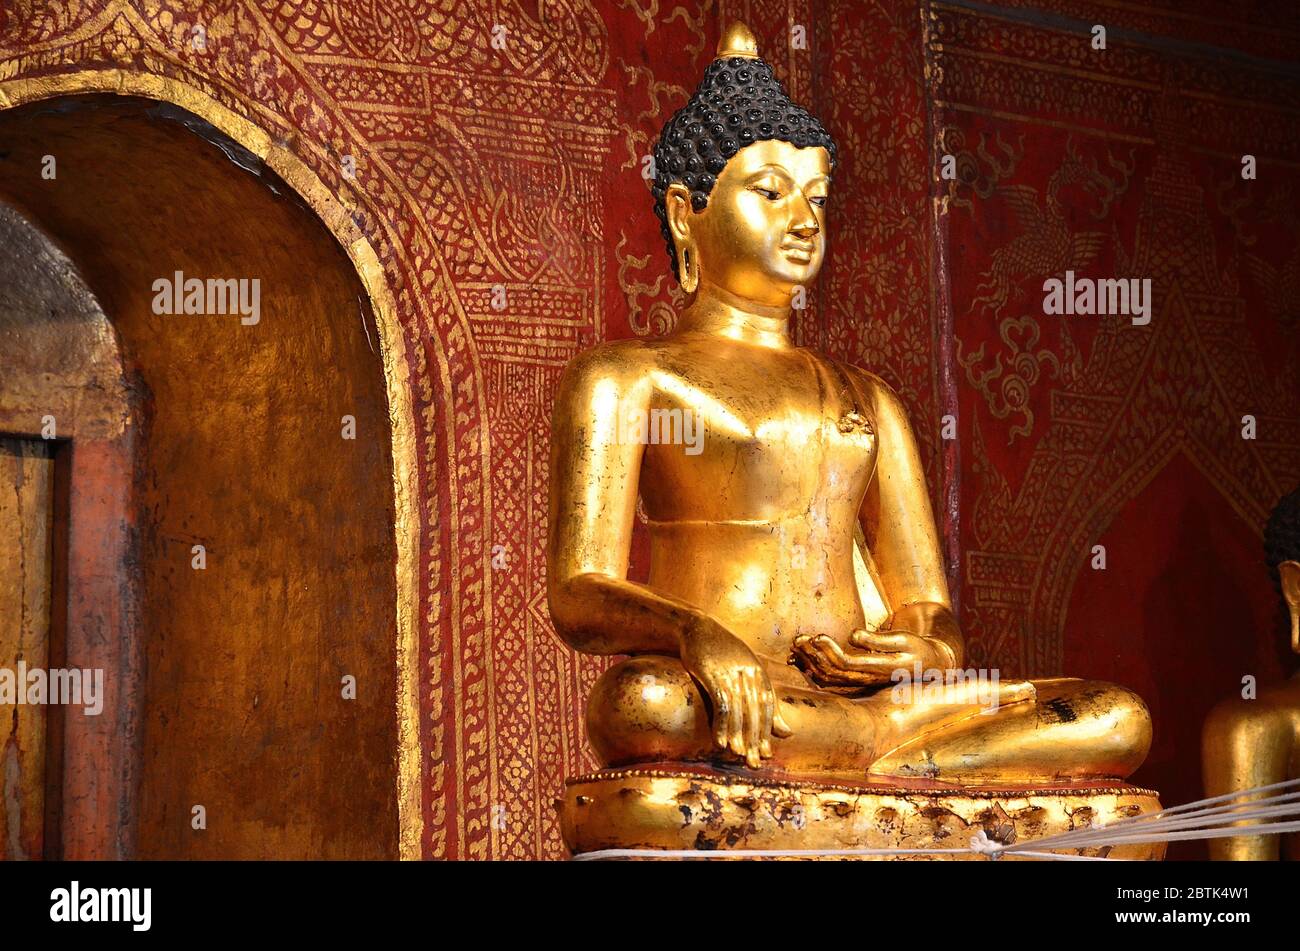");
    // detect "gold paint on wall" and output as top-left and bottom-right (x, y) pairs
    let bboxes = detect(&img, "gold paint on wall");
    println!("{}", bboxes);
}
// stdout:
(0, 73), (423, 858)
(0, 439), (55, 861)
